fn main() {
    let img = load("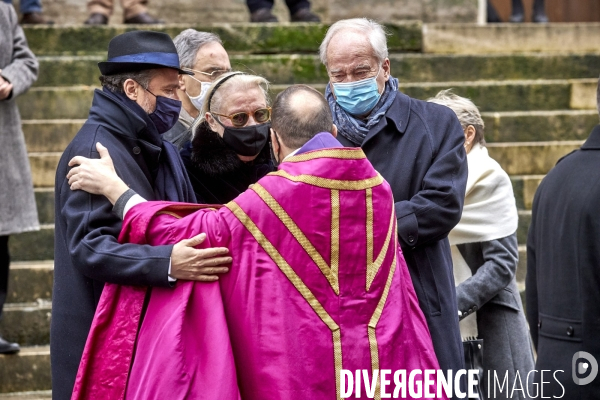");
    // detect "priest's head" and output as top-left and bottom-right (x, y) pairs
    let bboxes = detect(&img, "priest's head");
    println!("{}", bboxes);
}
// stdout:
(270, 85), (338, 163)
